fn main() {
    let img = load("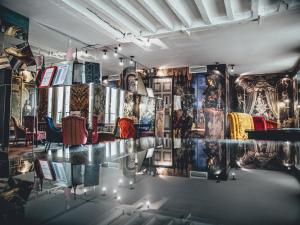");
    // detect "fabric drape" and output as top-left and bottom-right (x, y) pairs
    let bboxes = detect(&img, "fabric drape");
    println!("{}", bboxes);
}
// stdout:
(265, 90), (279, 119)
(246, 91), (257, 114)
